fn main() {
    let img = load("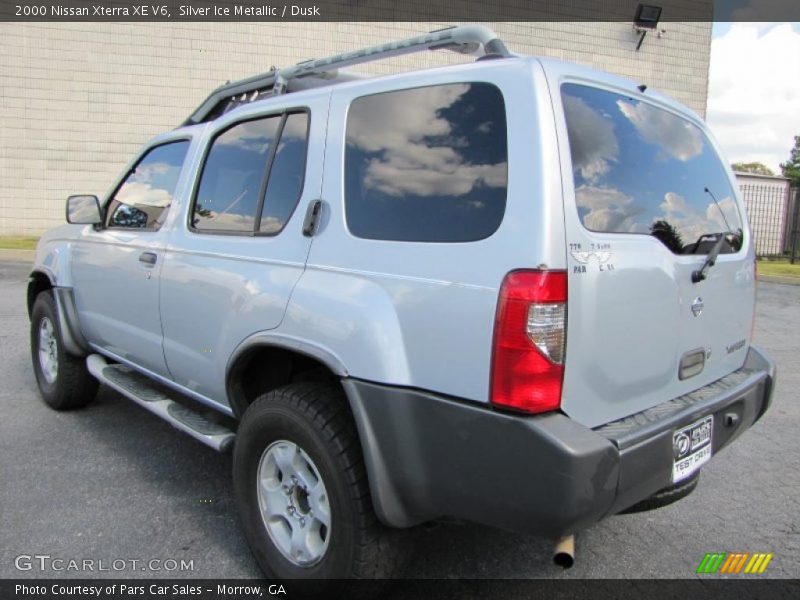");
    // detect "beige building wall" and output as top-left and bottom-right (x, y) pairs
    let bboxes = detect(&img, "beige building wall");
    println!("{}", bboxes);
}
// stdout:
(0, 21), (712, 235)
